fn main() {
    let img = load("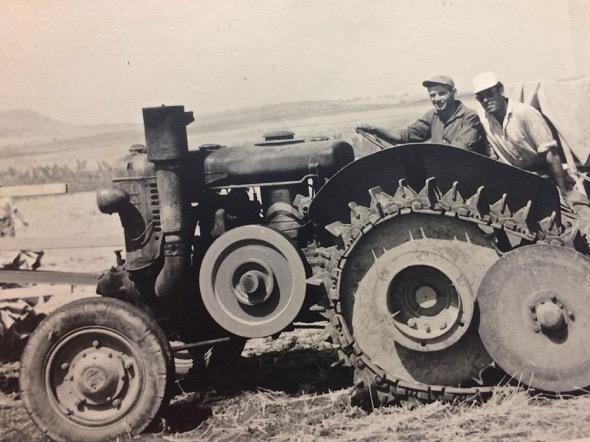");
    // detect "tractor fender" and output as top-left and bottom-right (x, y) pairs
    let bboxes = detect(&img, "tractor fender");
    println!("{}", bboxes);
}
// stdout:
(309, 143), (560, 229)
